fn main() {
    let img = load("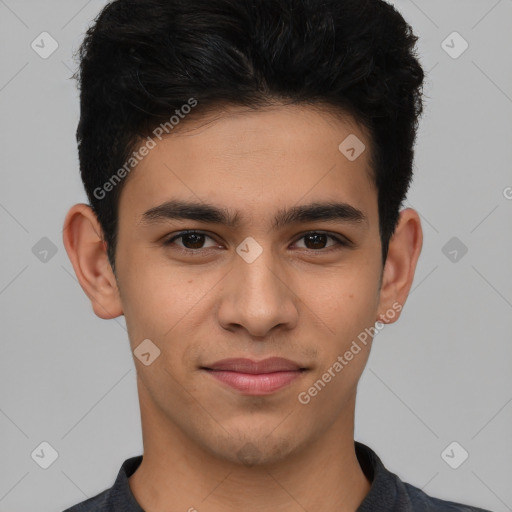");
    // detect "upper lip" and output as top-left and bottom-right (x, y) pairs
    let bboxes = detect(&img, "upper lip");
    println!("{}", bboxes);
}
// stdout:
(202, 357), (306, 374)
